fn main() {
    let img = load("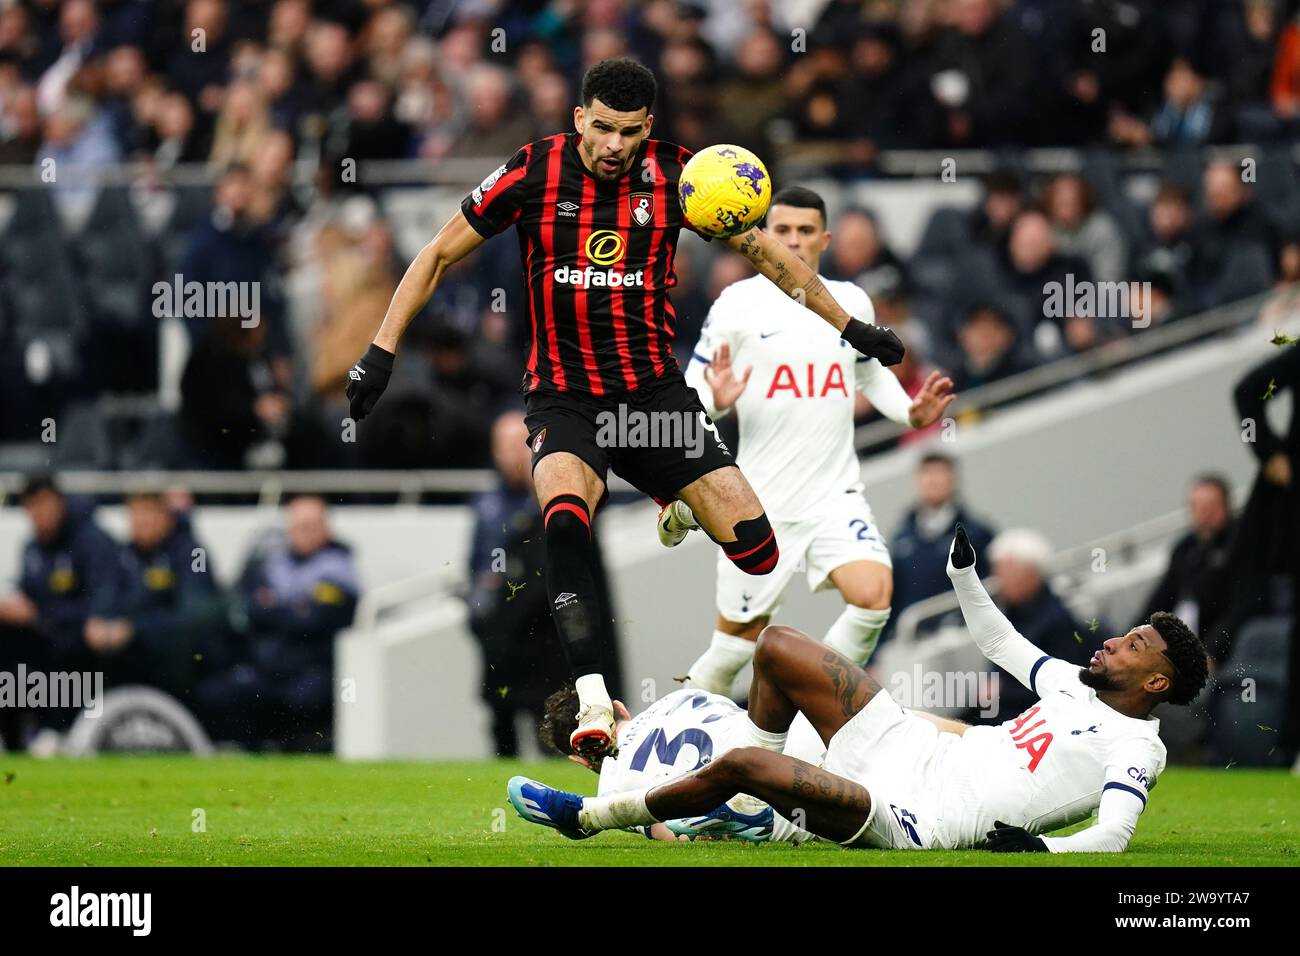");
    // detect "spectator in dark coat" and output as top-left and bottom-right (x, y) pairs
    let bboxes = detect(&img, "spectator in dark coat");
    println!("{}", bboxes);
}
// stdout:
(113, 491), (226, 697)
(914, 0), (1038, 147)
(1229, 346), (1300, 763)
(1133, 182), (1197, 297)
(950, 304), (1038, 392)
(0, 475), (123, 740)
(1051, 0), (1171, 145)
(174, 165), (334, 469)
(165, 0), (231, 117)
(1188, 162), (1275, 311)
(982, 529), (1094, 722)
(995, 209), (1093, 353)
(826, 208), (912, 301)
(968, 168), (1026, 262)
(1211, 0), (1281, 141)
(195, 495), (359, 749)
(837, 23), (909, 157)
(884, 452), (995, 647)
(1141, 475), (1235, 662)
(1148, 58), (1231, 145)
(176, 164), (290, 359)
